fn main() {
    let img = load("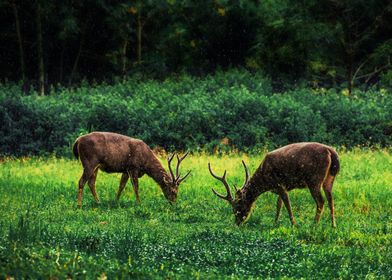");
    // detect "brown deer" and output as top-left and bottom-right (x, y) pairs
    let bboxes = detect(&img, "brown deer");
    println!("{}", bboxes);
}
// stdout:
(73, 132), (190, 207)
(208, 142), (340, 227)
